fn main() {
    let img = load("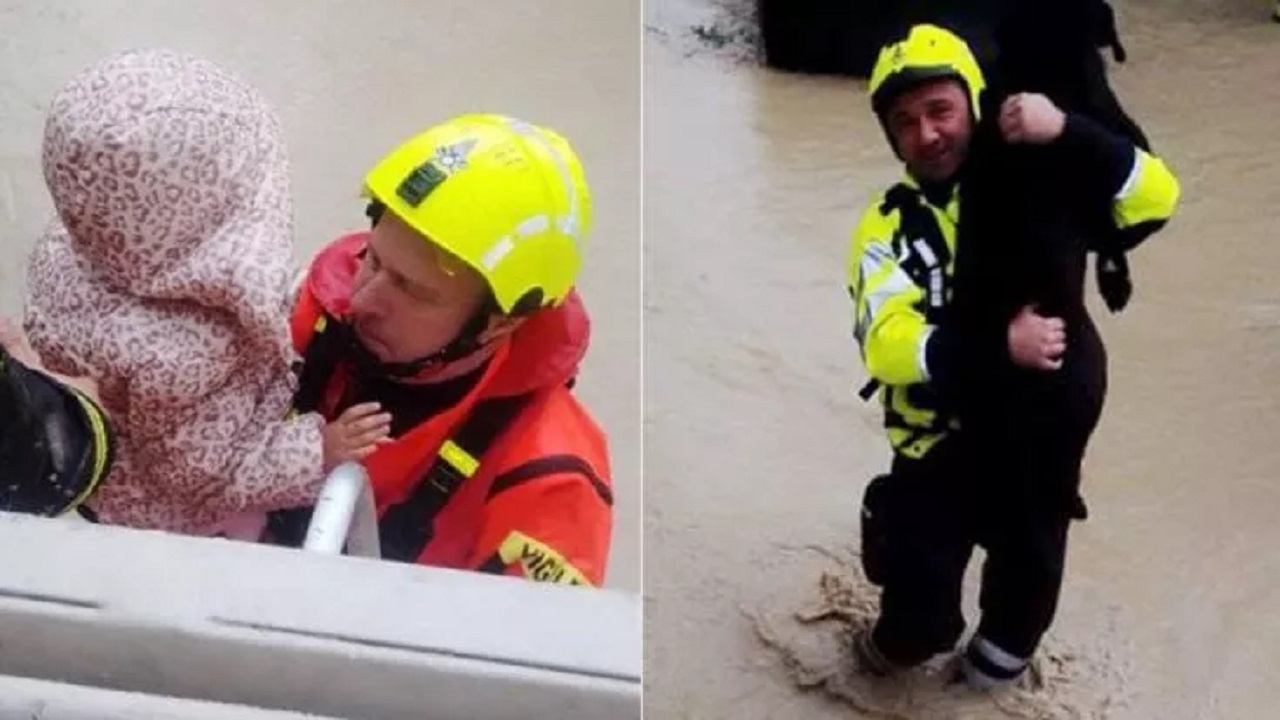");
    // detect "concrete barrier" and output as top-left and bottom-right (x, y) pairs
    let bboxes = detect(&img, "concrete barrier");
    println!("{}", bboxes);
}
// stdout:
(0, 675), (341, 719)
(0, 513), (640, 720)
